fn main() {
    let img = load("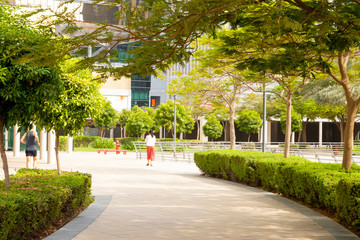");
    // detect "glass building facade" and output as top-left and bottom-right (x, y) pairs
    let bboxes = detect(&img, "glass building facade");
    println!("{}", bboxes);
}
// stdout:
(131, 75), (151, 107)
